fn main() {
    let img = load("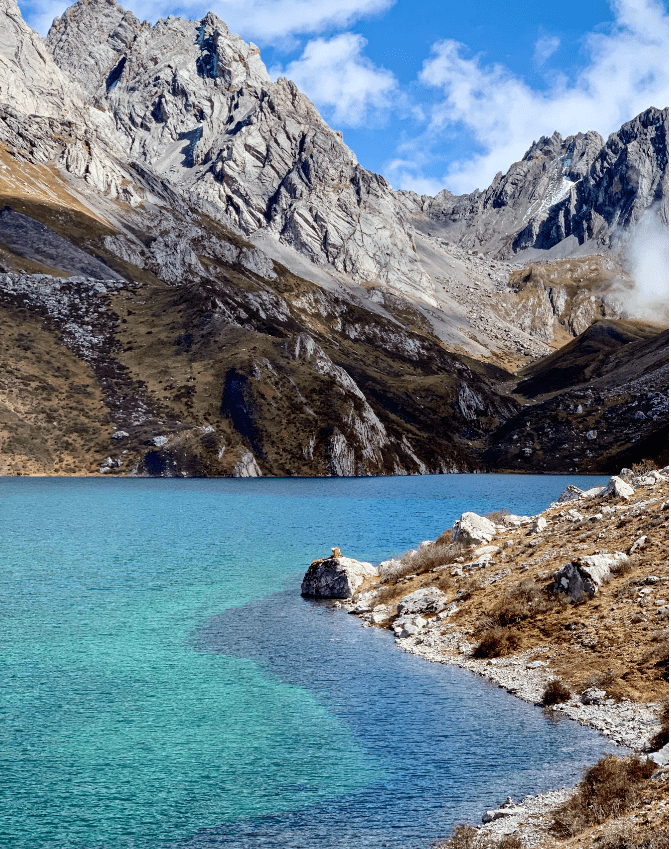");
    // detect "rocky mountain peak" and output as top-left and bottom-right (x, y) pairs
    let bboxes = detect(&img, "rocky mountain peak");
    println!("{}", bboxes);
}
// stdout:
(0, 0), (86, 118)
(46, 0), (144, 97)
(43, 0), (432, 299)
